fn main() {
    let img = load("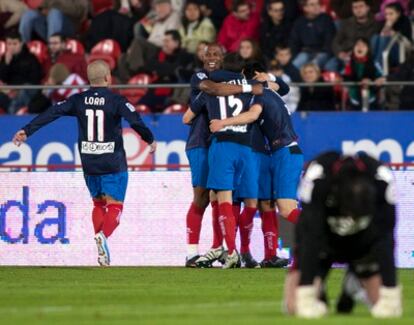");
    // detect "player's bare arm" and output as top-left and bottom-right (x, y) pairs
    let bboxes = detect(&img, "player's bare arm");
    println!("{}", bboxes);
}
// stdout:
(182, 108), (196, 124)
(12, 130), (27, 146)
(209, 104), (263, 132)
